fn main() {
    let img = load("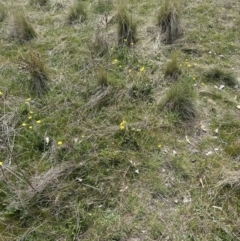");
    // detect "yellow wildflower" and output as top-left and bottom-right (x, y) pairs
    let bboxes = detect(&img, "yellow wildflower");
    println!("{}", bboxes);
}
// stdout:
(187, 64), (191, 67)
(28, 116), (32, 120)
(0, 162), (2, 166)
(158, 144), (162, 148)
(124, 39), (127, 42)
(131, 42), (134, 46)
(139, 66), (145, 72)
(119, 120), (126, 130)
(57, 141), (63, 145)
(22, 122), (27, 127)
(193, 77), (196, 80)
(112, 59), (118, 64)
(0, 91), (2, 96)
(29, 126), (33, 129)
(29, 111), (34, 114)
(26, 98), (31, 101)
(36, 120), (41, 124)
